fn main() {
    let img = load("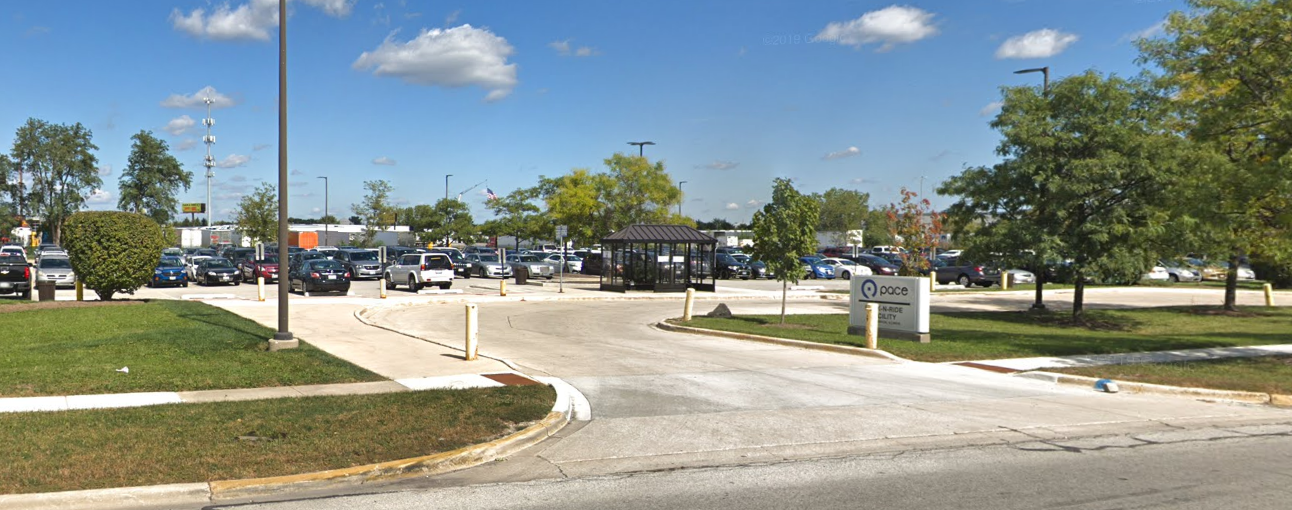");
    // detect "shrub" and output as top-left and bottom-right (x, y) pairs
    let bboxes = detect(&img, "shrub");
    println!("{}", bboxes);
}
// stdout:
(61, 211), (169, 300)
